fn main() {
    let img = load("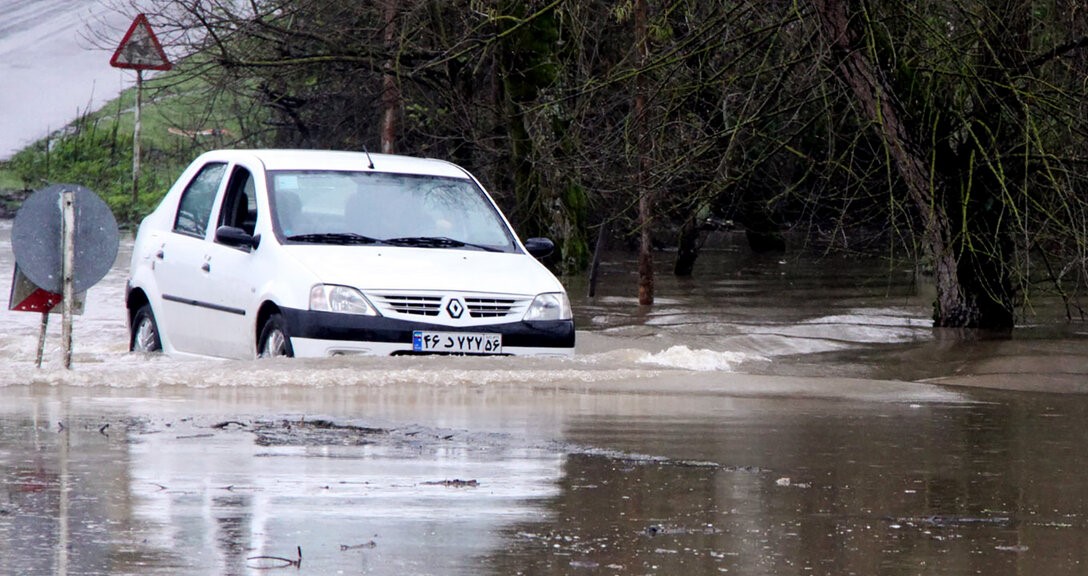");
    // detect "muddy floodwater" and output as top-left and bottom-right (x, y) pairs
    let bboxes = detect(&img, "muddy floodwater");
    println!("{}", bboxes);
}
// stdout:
(2, 220), (1087, 575)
